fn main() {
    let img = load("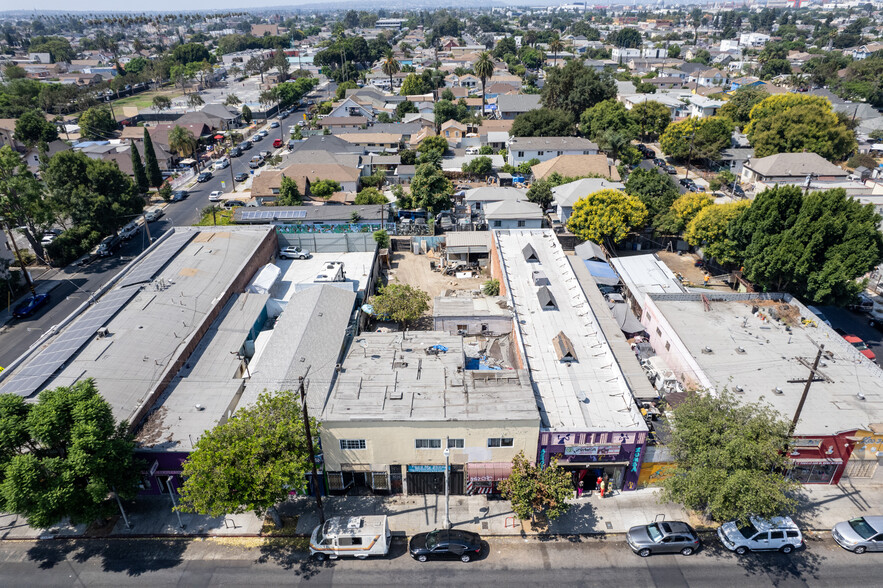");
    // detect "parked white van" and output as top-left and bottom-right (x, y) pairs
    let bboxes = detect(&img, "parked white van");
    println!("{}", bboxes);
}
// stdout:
(310, 516), (391, 560)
